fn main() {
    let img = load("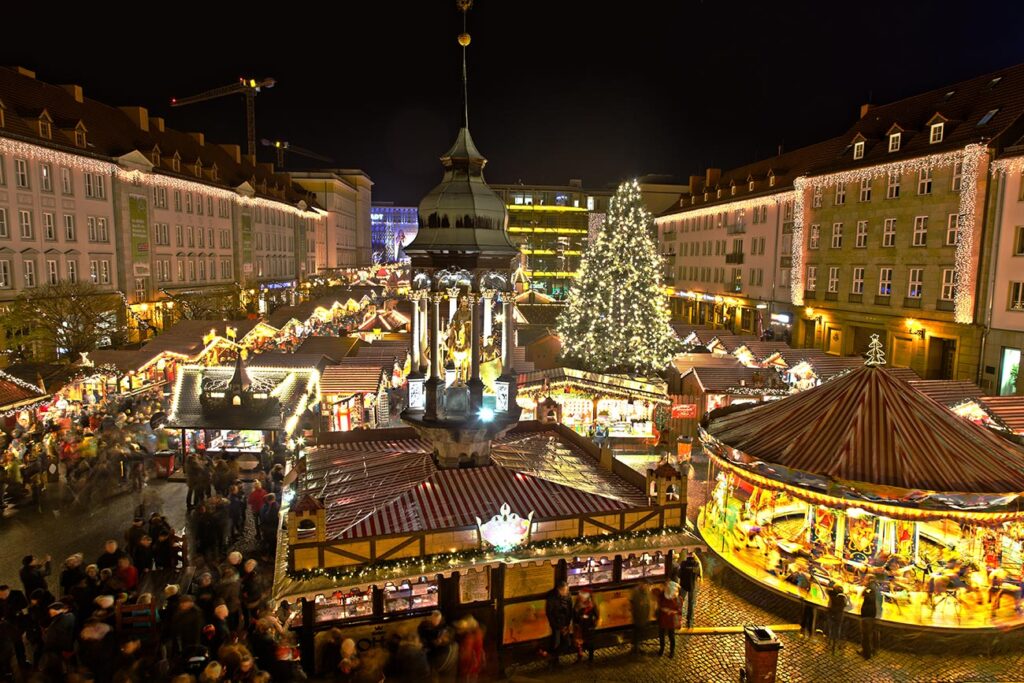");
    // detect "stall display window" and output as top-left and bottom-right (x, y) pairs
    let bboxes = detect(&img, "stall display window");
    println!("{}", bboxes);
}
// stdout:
(621, 552), (666, 580)
(314, 589), (373, 623)
(566, 556), (614, 587)
(383, 578), (439, 613)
